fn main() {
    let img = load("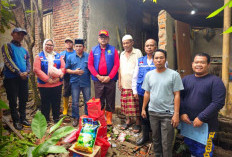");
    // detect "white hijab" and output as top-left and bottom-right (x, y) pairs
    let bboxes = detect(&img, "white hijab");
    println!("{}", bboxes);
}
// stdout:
(43, 39), (62, 77)
(43, 39), (56, 61)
